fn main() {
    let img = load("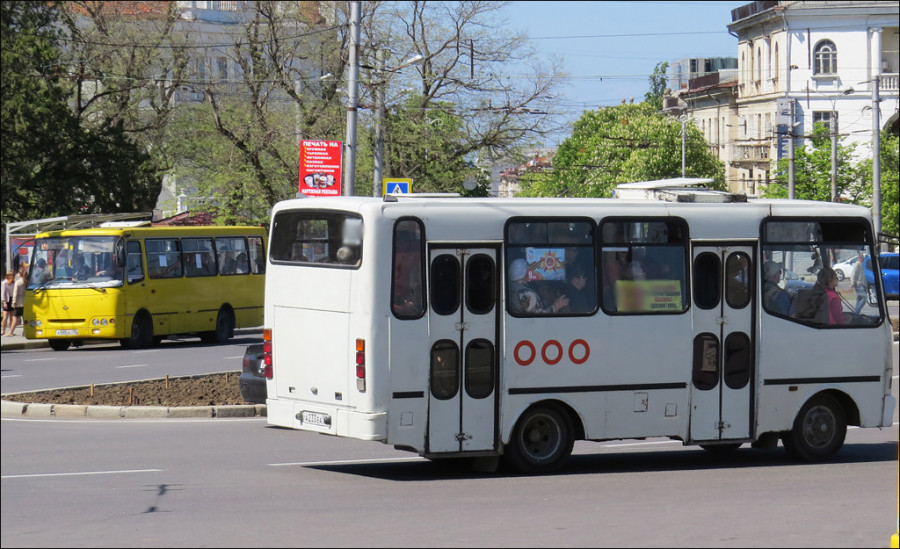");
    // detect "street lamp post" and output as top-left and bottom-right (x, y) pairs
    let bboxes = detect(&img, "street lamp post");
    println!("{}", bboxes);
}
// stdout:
(828, 88), (854, 202)
(371, 53), (423, 198)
